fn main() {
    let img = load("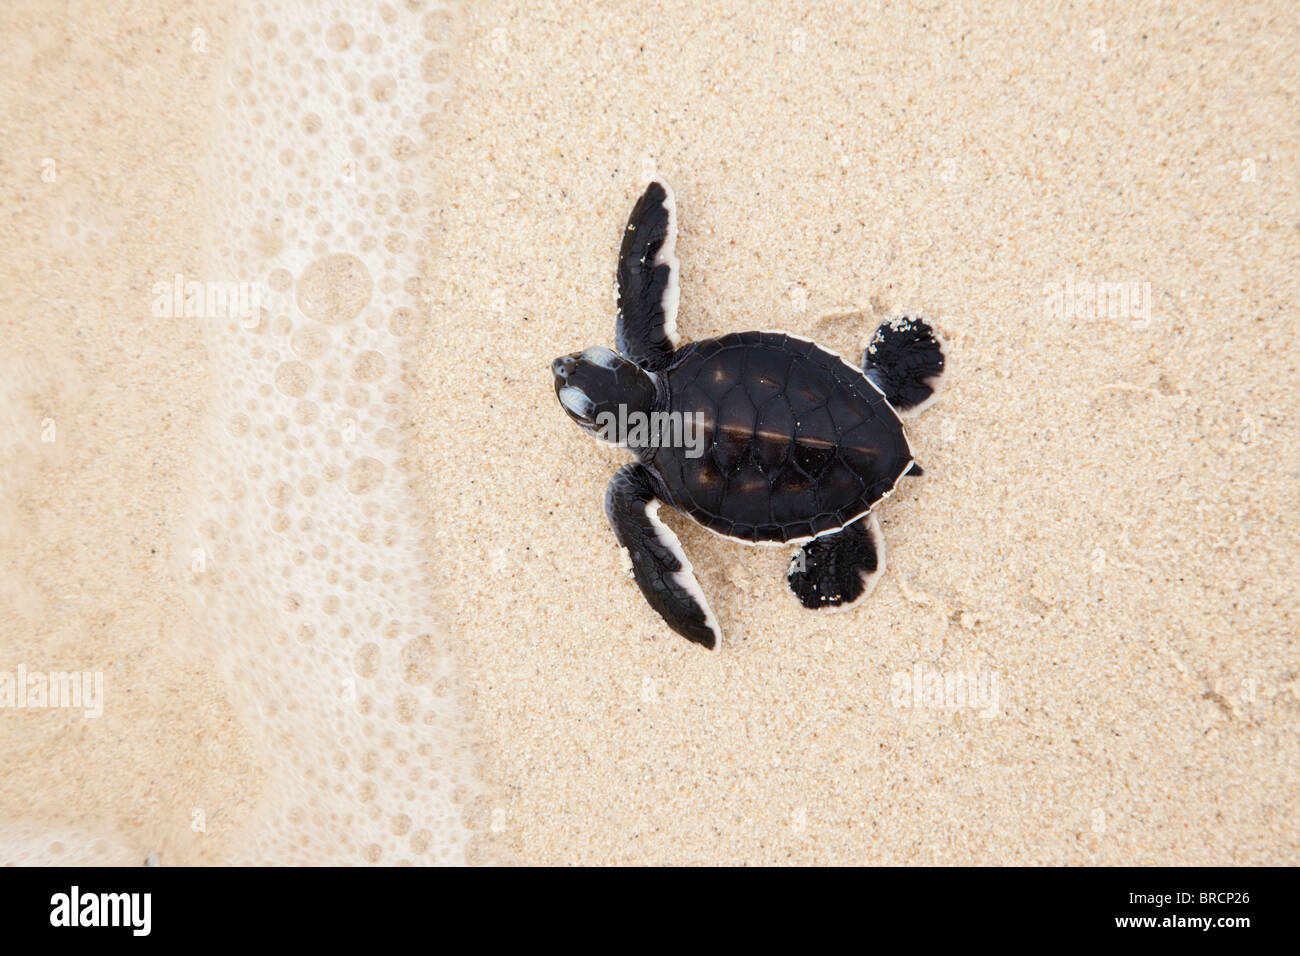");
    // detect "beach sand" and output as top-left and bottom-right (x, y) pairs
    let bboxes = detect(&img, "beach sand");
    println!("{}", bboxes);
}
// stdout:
(1, 0), (1296, 865)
